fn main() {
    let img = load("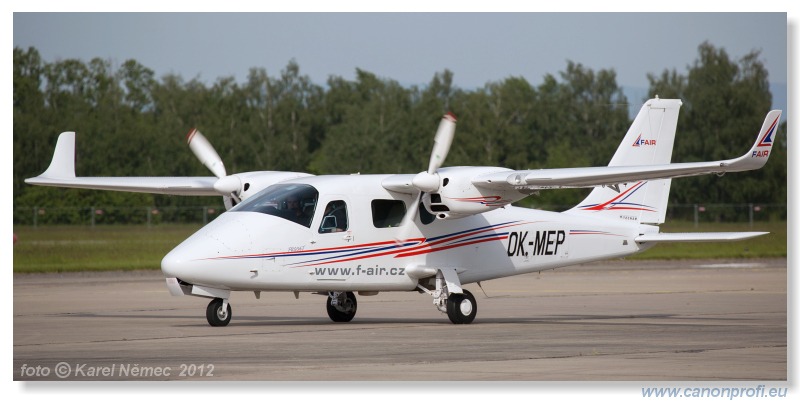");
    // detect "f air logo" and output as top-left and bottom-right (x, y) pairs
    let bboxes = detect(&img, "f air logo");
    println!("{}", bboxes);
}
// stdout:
(757, 117), (779, 147)
(506, 230), (566, 257)
(632, 134), (656, 147)
(752, 116), (779, 158)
